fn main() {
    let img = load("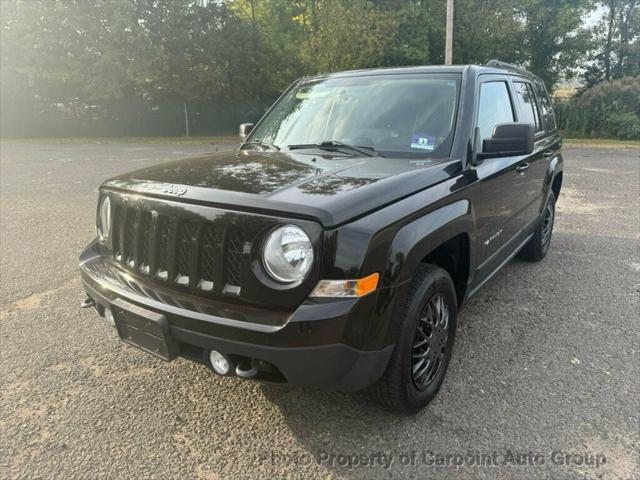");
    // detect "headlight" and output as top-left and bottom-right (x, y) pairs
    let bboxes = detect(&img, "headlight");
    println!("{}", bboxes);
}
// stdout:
(97, 196), (111, 241)
(262, 225), (314, 283)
